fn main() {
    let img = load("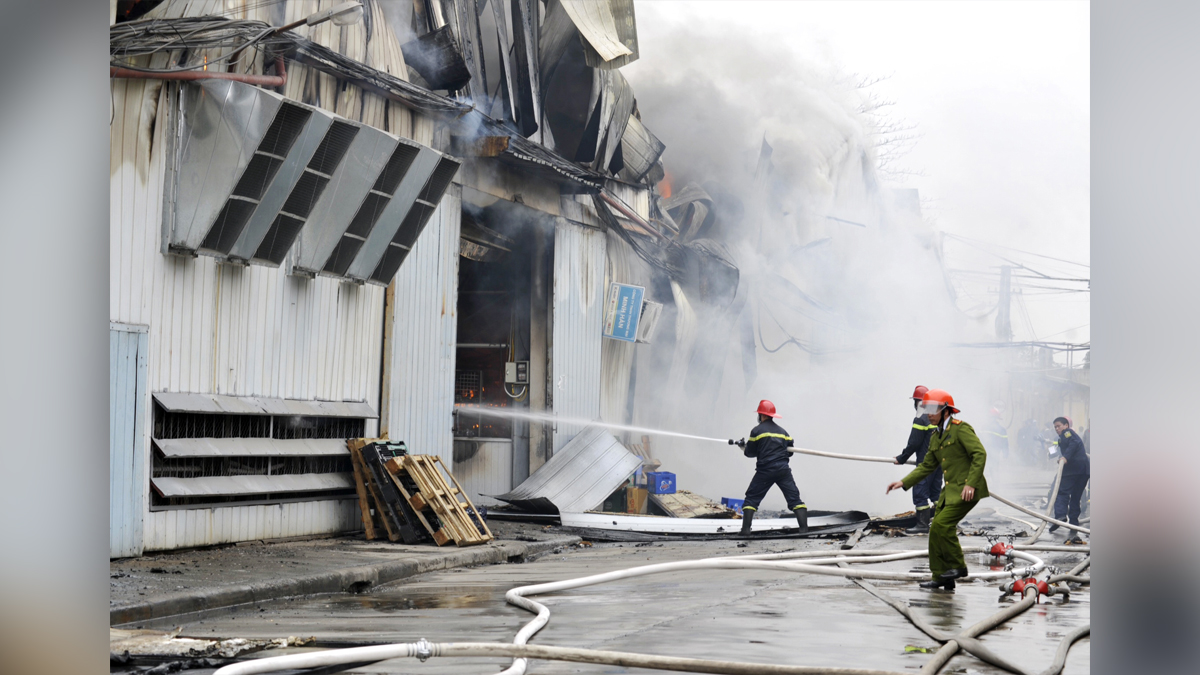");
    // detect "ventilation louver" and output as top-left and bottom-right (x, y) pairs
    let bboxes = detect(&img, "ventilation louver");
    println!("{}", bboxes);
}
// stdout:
(365, 156), (462, 285)
(167, 80), (459, 283)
